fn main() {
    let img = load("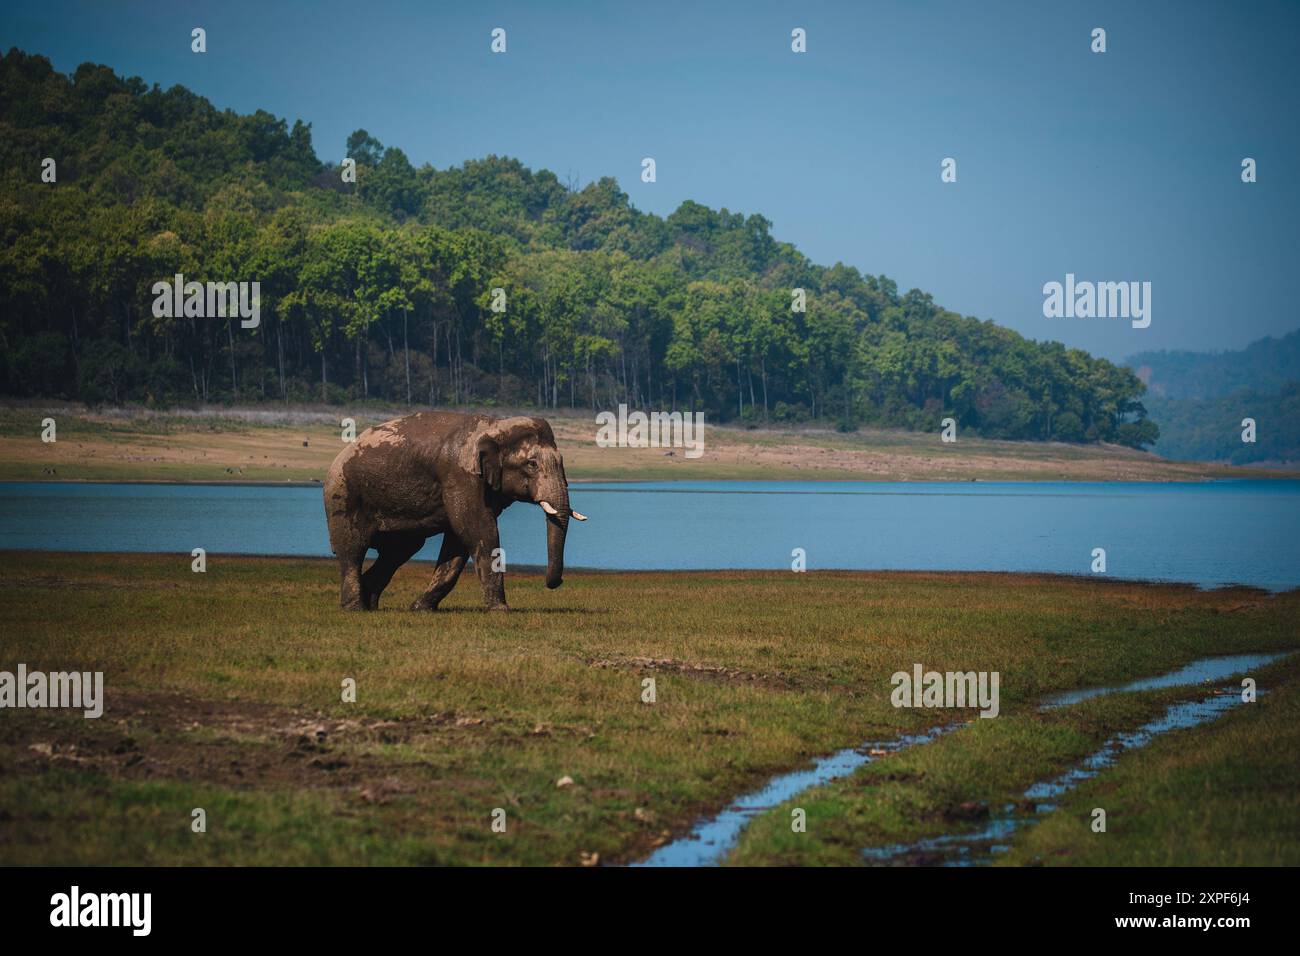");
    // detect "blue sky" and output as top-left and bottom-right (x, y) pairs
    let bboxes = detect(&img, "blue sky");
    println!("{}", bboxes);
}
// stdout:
(4, 0), (1297, 361)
